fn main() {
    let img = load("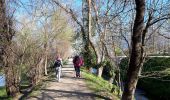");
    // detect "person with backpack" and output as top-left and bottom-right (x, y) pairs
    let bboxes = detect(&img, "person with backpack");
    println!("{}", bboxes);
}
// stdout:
(73, 55), (84, 77)
(54, 55), (63, 82)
